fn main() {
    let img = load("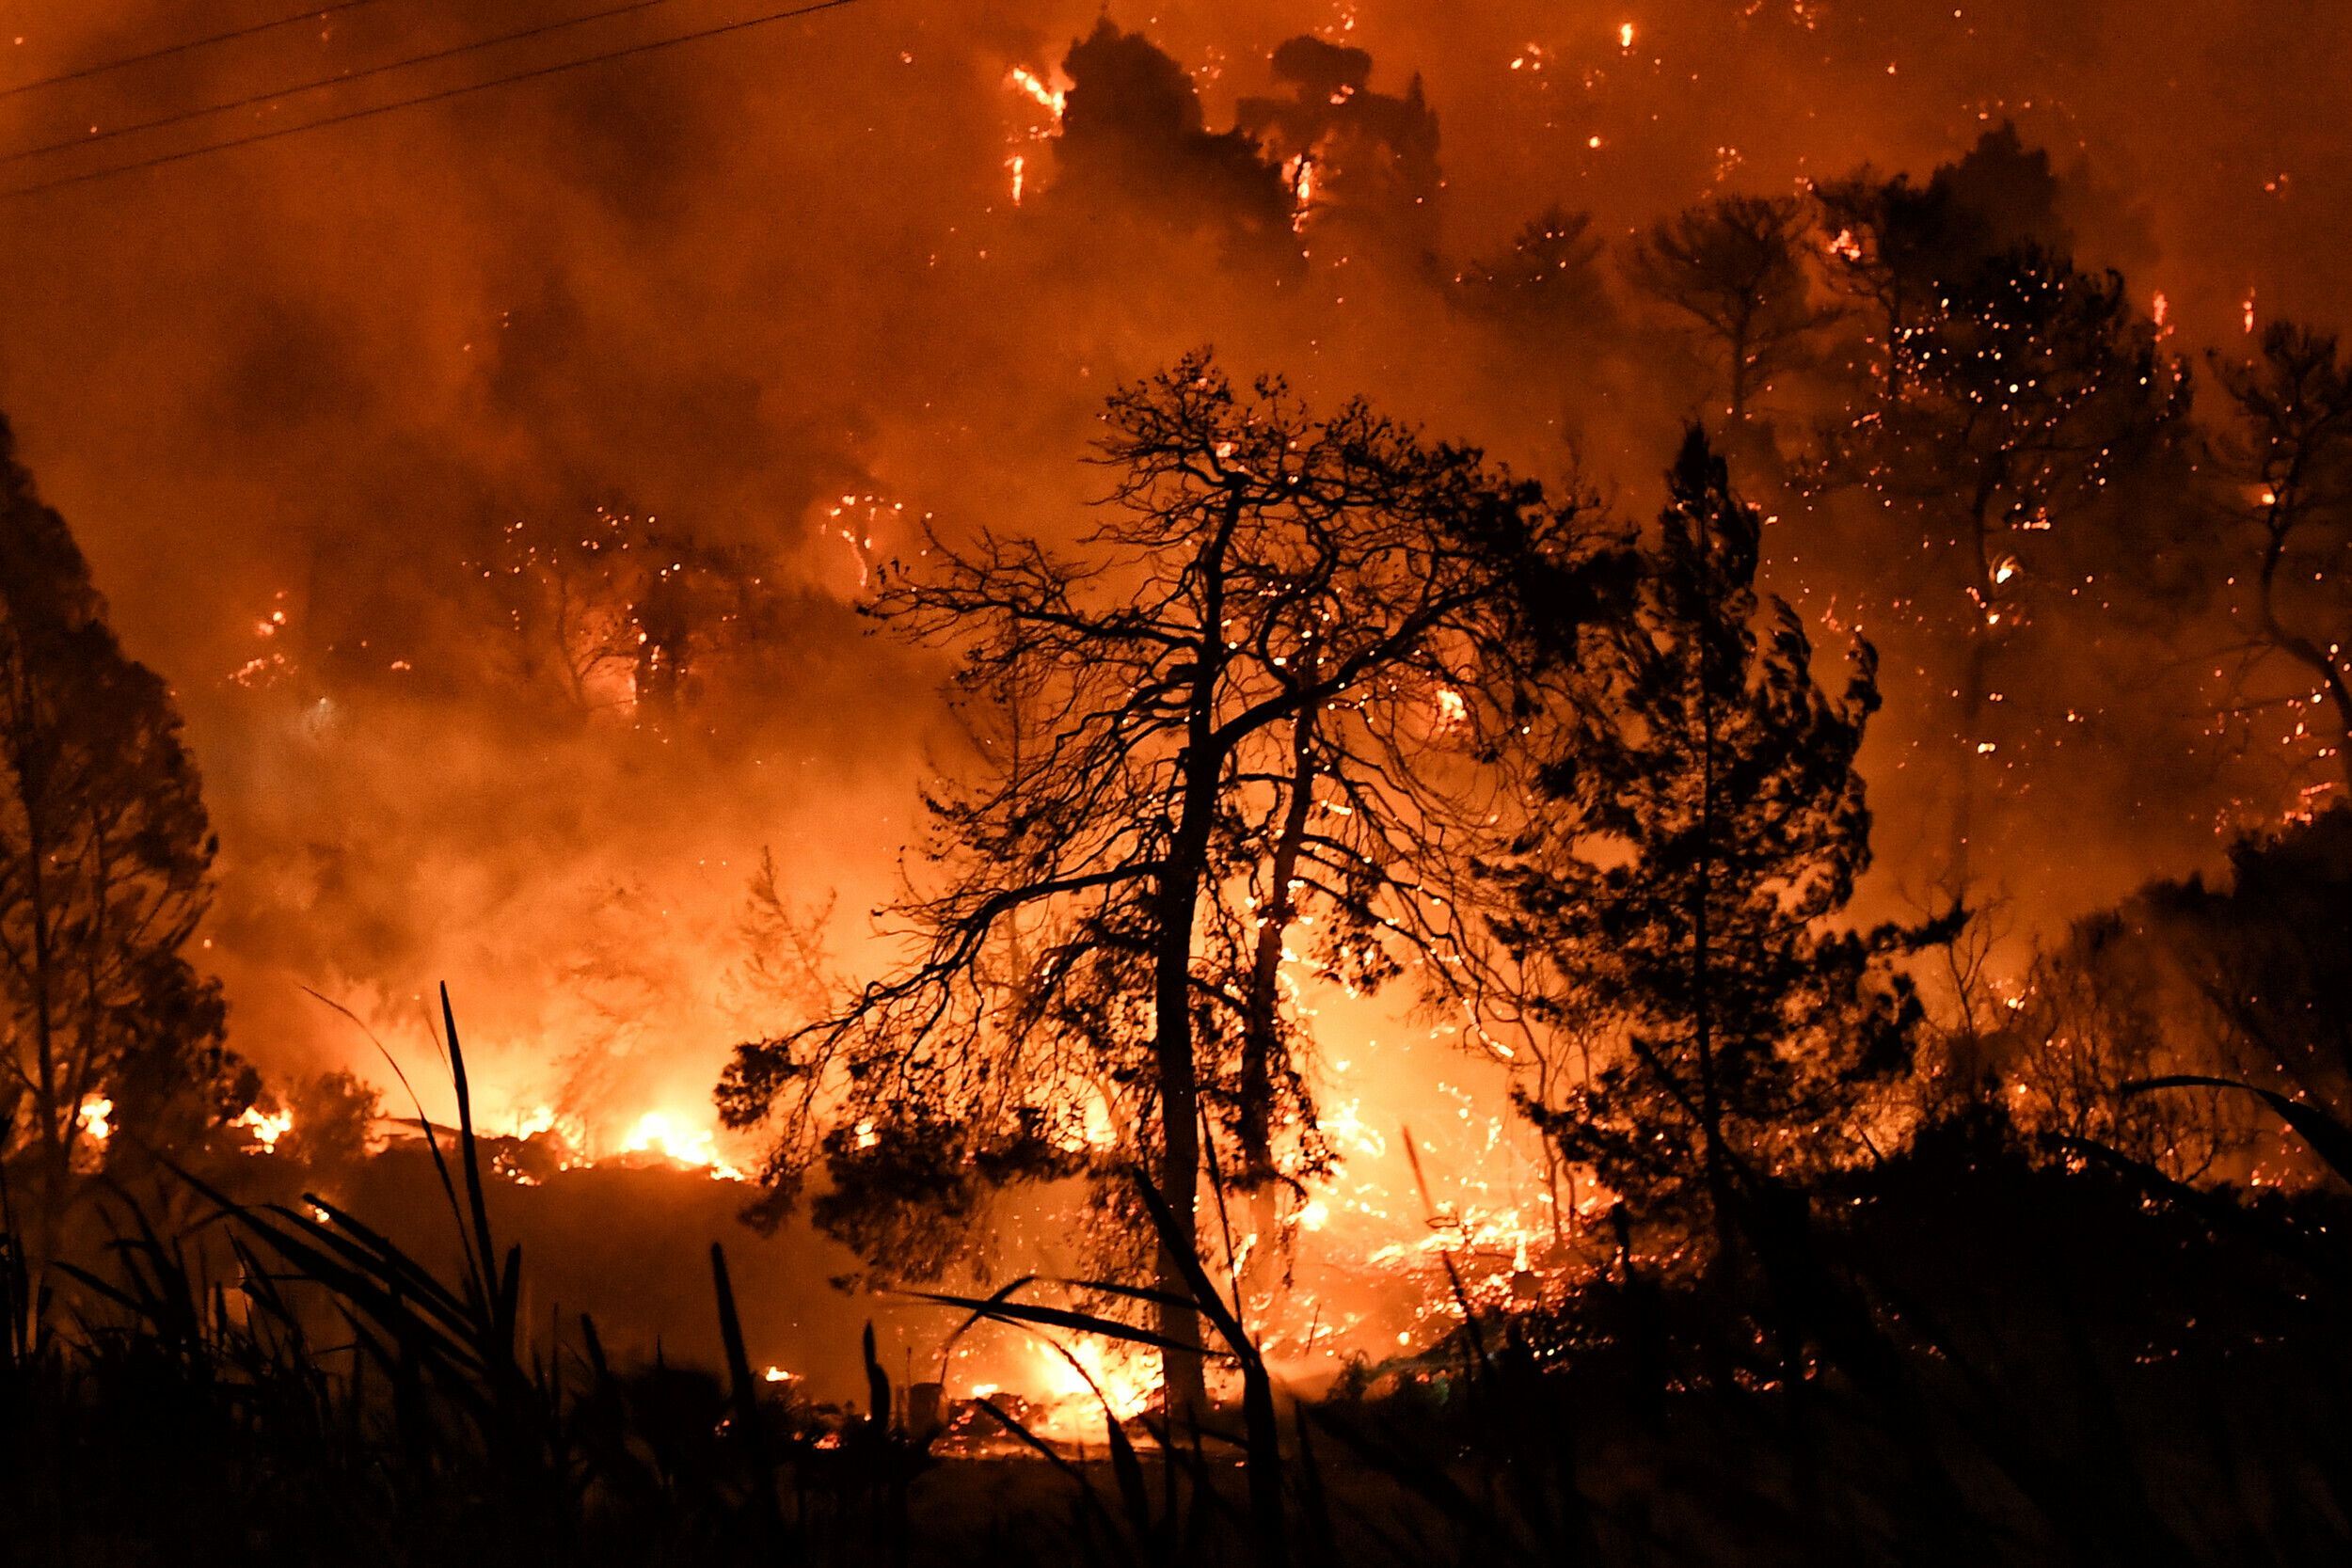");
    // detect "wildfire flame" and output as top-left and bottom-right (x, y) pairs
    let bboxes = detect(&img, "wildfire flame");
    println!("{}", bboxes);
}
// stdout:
(1020, 1336), (1161, 1438)
(1009, 66), (1065, 120)
(620, 1112), (747, 1180)
(1285, 154), (1317, 232)
(231, 1103), (294, 1151)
